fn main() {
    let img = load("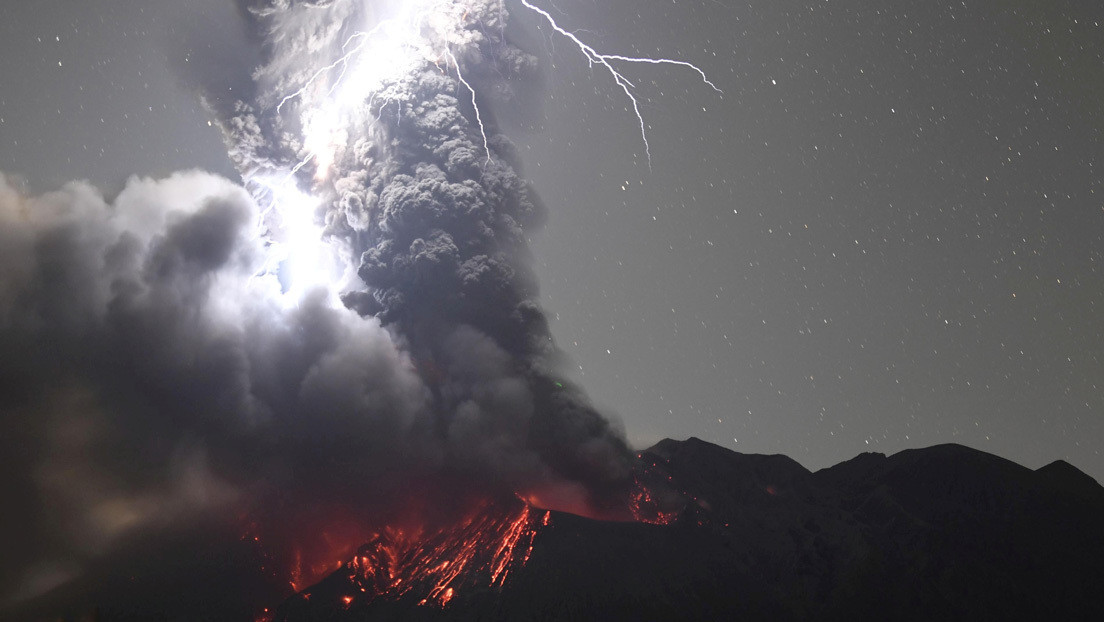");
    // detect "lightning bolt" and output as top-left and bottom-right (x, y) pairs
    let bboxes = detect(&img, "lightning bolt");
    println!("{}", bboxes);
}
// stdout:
(444, 48), (492, 167)
(519, 0), (721, 168)
(275, 28), (378, 115)
(256, 0), (720, 300)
